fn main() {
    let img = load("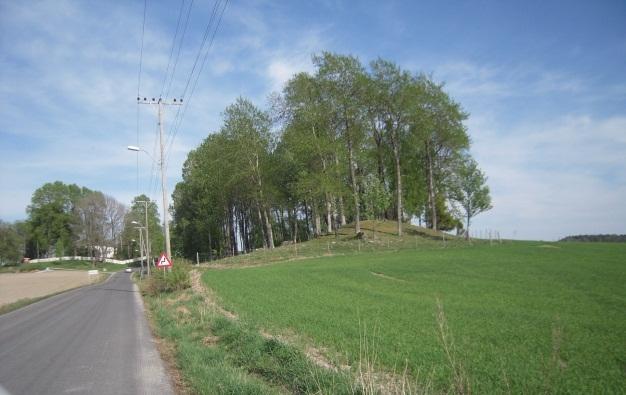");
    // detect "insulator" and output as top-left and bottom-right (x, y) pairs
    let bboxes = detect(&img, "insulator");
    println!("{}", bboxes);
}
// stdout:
(152, 98), (155, 101)
(180, 98), (183, 103)
(143, 97), (147, 101)
(137, 97), (140, 101)
(173, 98), (176, 102)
